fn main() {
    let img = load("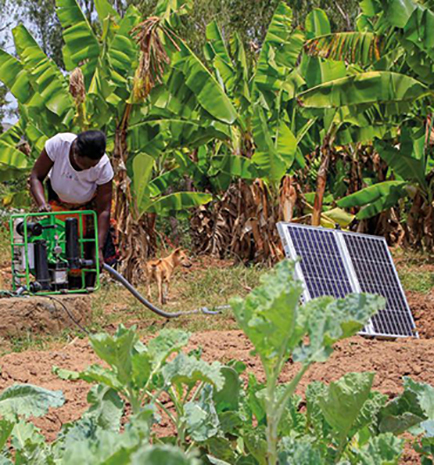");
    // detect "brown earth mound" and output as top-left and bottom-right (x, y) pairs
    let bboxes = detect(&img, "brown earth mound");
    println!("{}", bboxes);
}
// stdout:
(0, 295), (91, 337)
